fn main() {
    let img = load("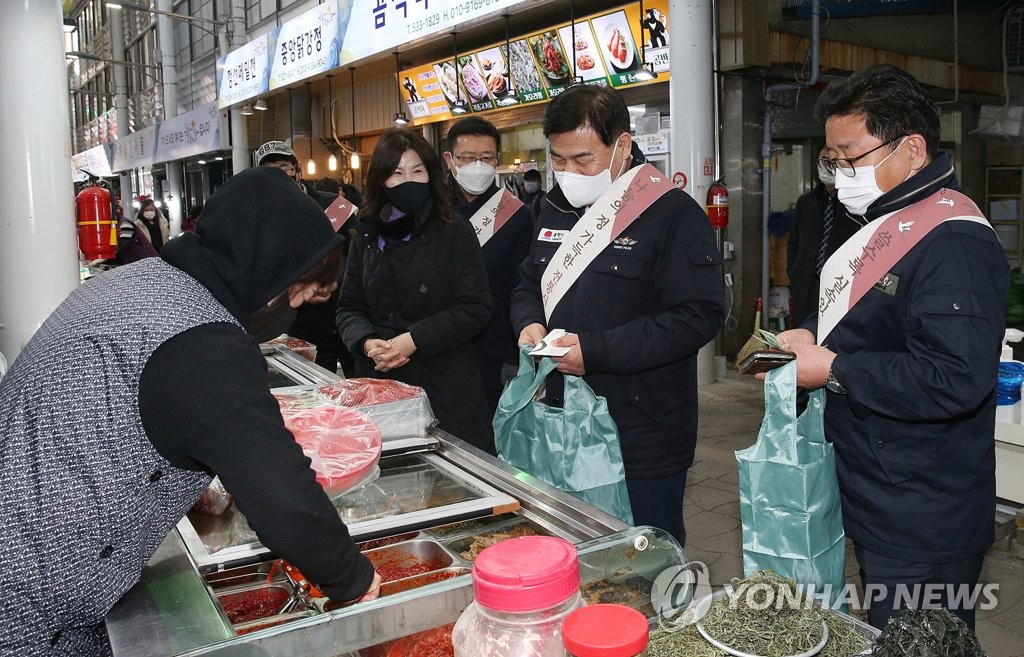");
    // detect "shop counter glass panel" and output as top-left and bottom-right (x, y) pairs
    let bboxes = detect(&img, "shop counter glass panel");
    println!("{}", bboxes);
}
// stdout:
(177, 452), (519, 571)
